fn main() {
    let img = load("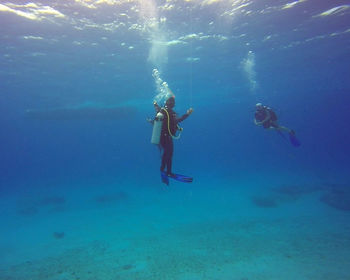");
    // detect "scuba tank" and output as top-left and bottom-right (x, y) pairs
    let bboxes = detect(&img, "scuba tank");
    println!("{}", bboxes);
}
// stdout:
(151, 112), (164, 144)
